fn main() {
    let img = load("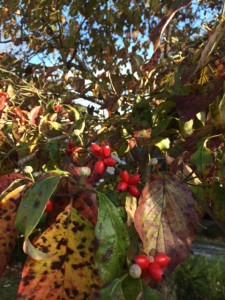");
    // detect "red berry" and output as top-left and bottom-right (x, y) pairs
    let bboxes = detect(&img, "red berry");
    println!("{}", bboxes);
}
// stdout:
(141, 268), (149, 279)
(0, 92), (7, 97)
(128, 185), (140, 197)
(154, 254), (170, 267)
(68, 141), (75, 149)
(19, 116), (26, 125)
(120, 171), (130, 183)
(148, 262), (164, 282)
(104, 157), (117, 167)
(101, 145), (111, 158)
(45, 200), (53, 213)
(128, 174), (140, 185)
(54, 104), (62, 112)
(91, 144), (102, 157)
(94, 160), (105, 174)
(66, 147), (74, 154)
(133, 254), (150, 270)
(13, 108), (22, 117)
(117, 182), (128, 192)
